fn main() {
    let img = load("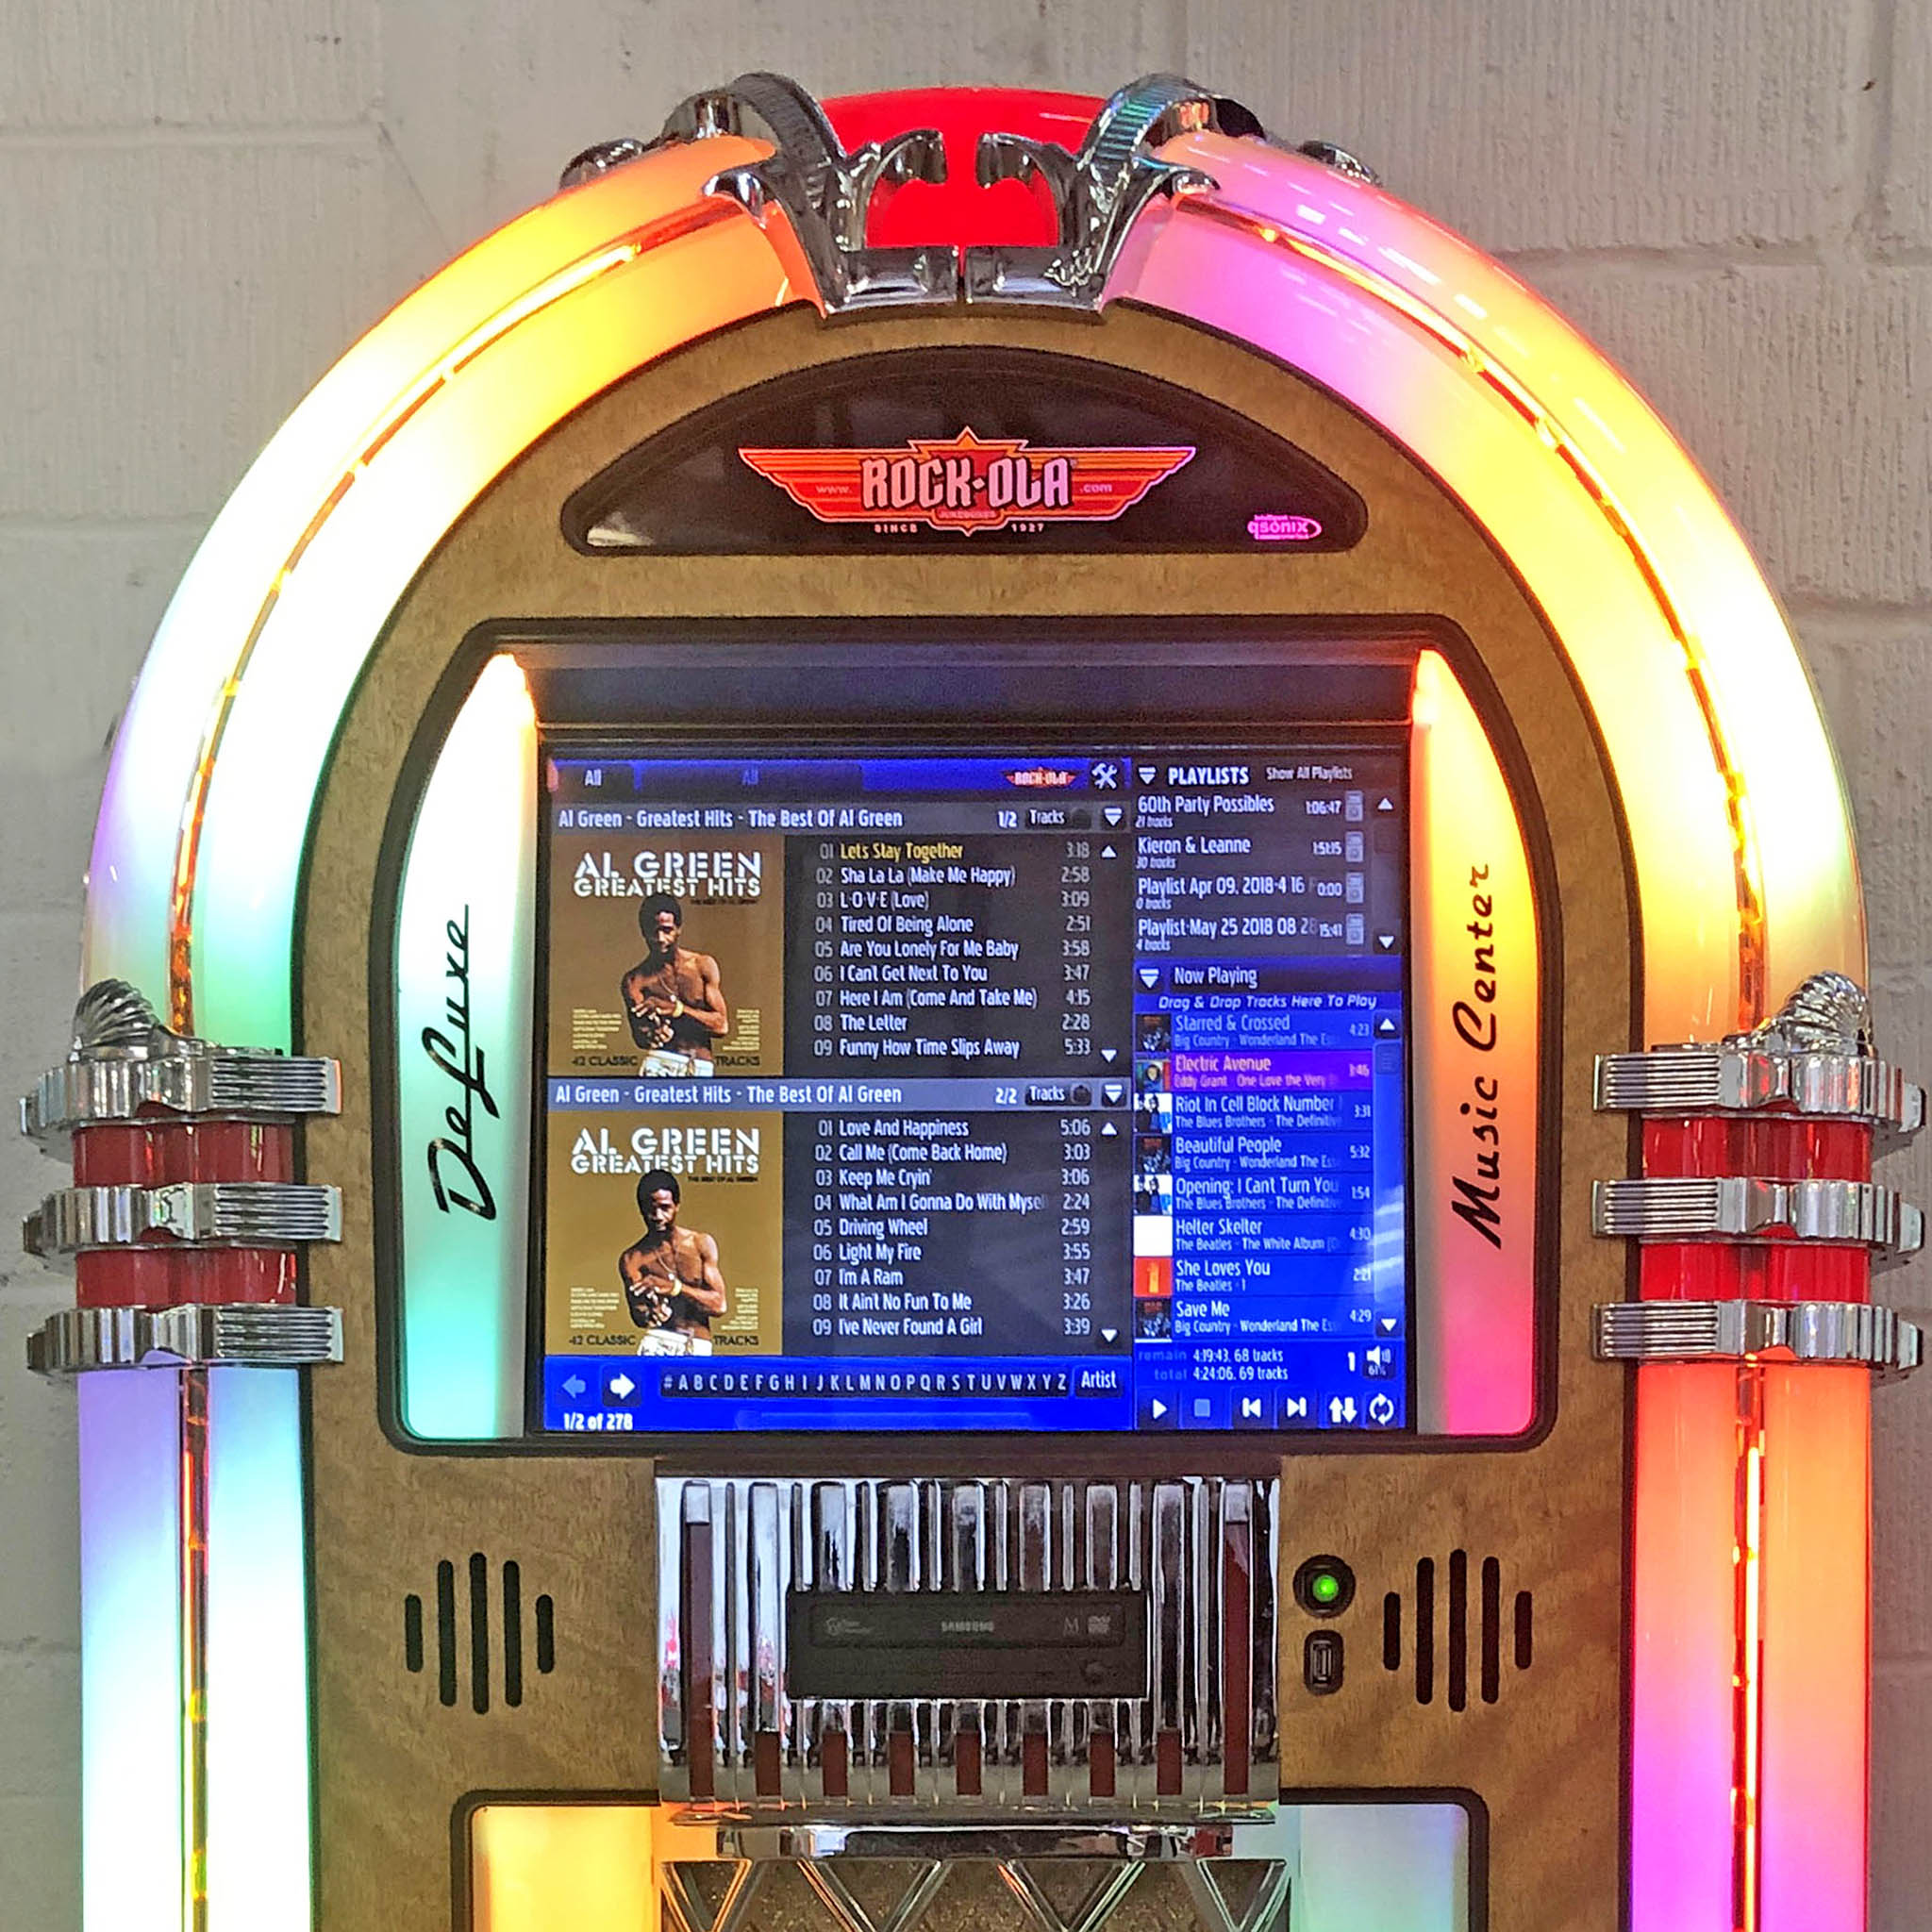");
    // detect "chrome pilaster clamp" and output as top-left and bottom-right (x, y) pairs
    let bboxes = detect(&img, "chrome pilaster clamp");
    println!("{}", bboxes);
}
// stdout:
(1592, 975), (1927, 1258)
(1591, 1175), (1923, 1257)
(1592, 1299), (1922, 1382)
(26, 1303), (343, 1374)
(24, 1181), (342, 1256)
(1595, 971), (1926, 1139)
(21, 979), (341, 1148)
